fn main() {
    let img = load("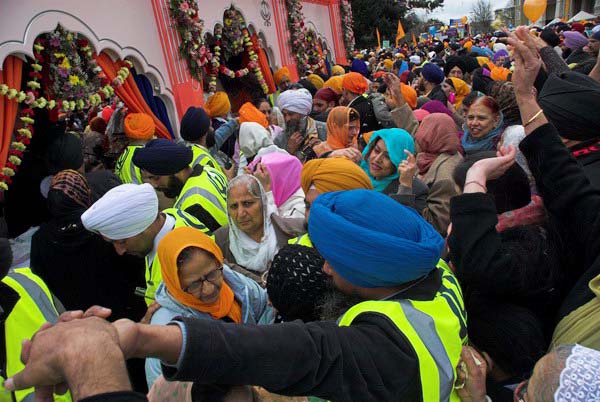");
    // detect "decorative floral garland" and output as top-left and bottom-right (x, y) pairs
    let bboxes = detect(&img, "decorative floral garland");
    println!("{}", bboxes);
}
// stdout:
(44, 26), (101, 105)
(207, 9), (268, 95)
(221, 7), (246, 61)
(0, 28), (132, 191)
(285, 0), (309, 74)
(0, 41), (45, 191)
(305, 29), (323, 73)
(339, 0), (355, 59)
(168, 0), (211, 82)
